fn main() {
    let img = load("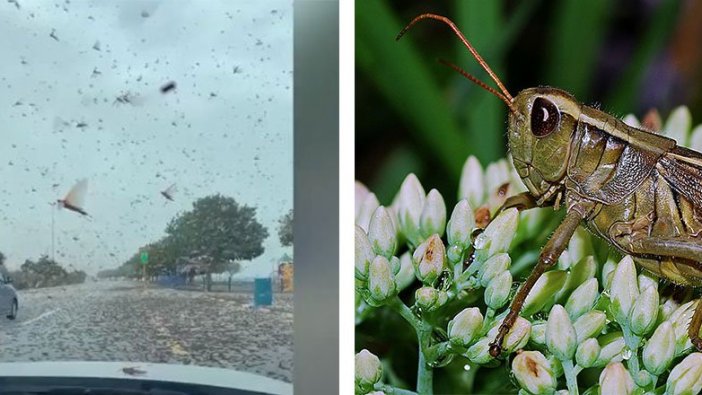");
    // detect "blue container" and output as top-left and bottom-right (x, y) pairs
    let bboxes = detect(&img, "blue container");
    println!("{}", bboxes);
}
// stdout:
(254, 278), (273, 306)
